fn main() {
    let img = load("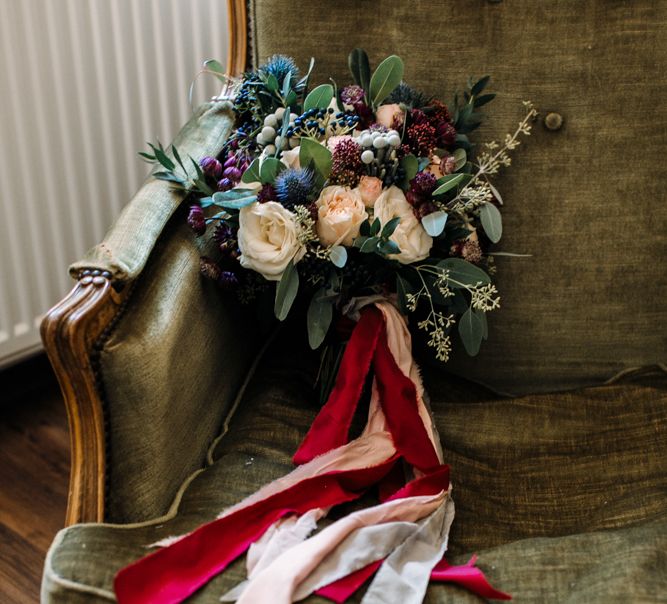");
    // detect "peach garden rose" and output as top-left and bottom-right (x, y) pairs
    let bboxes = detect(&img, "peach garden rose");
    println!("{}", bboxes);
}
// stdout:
(315, 185), (368, 246)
